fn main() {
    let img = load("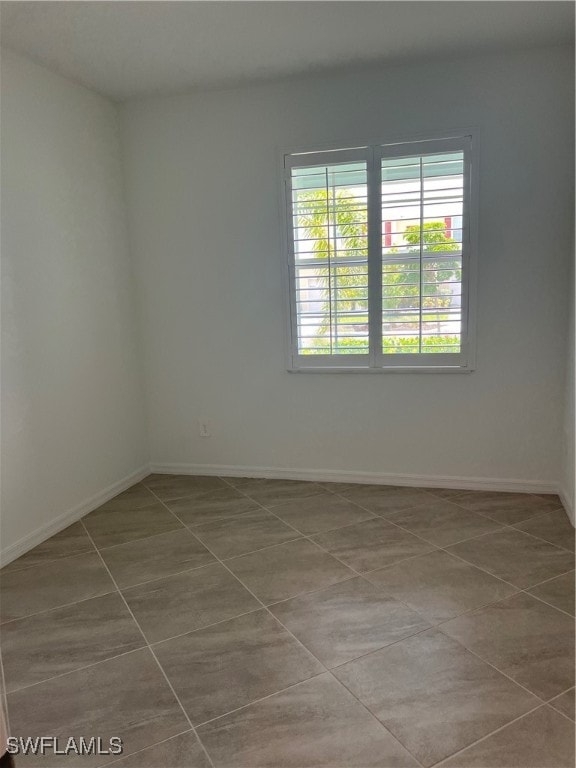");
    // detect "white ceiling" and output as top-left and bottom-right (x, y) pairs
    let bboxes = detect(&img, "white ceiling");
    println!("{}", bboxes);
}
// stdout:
(1, 1), (573, 101)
